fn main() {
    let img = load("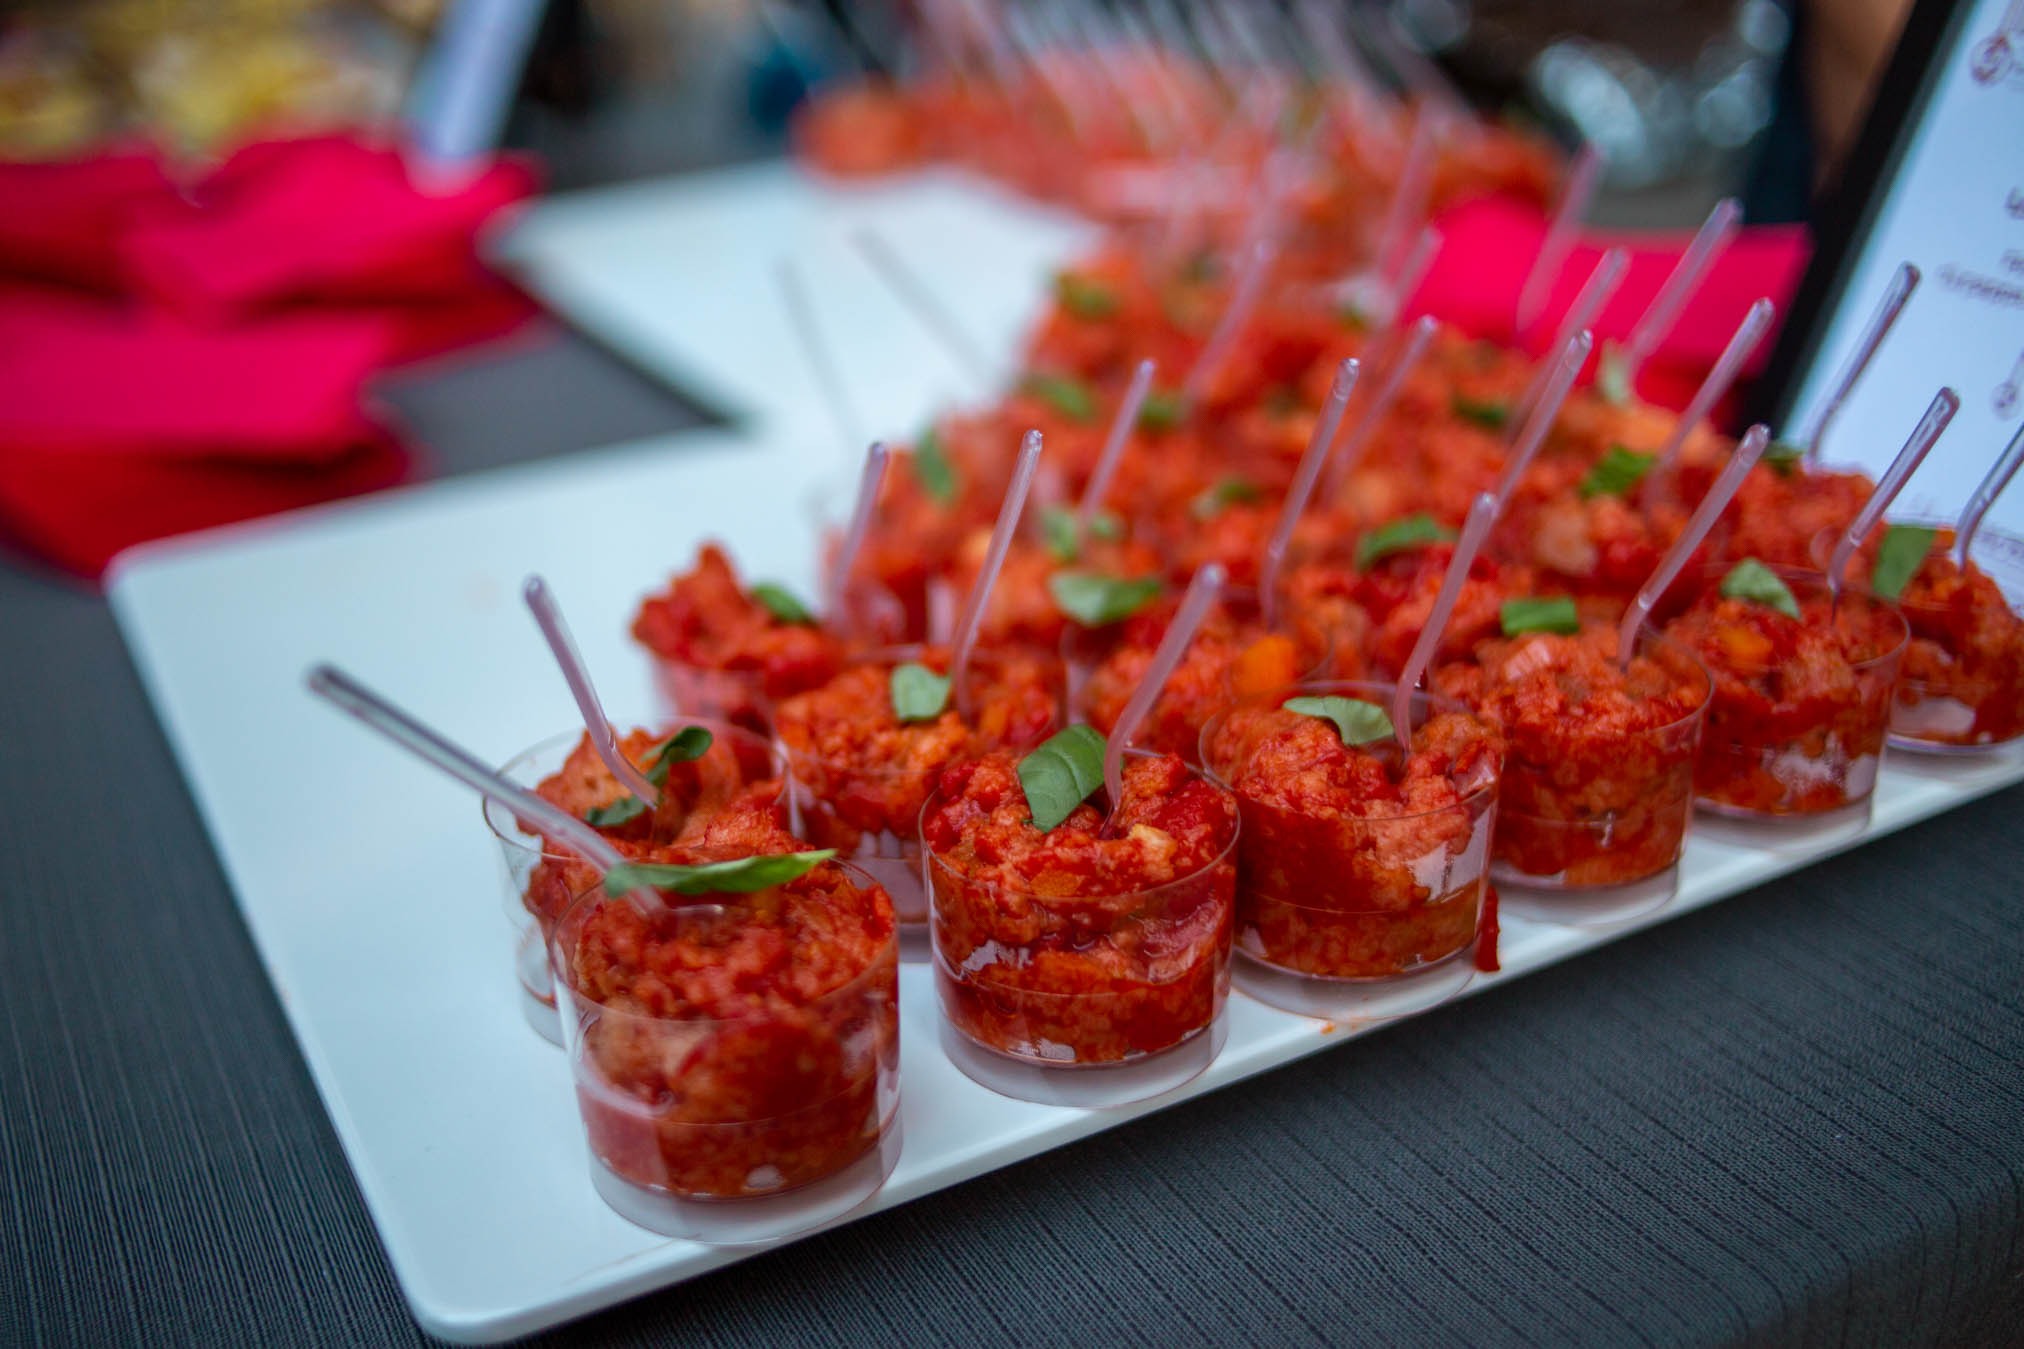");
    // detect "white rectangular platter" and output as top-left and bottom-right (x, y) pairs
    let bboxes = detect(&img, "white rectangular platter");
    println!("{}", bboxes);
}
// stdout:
(107, 160), (2024, 1342)
(108, 420), (2024, 1344)
(491, 160), (1101, 443)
